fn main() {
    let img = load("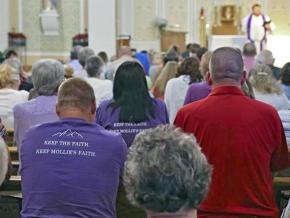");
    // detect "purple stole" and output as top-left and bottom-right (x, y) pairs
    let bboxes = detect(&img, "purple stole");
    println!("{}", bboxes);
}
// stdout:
(247, 14), (266, 51)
